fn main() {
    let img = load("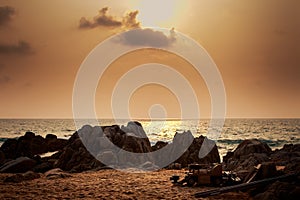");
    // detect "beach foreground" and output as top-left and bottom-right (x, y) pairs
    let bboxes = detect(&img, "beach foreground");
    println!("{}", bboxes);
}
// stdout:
(0, 169), (250, 200)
